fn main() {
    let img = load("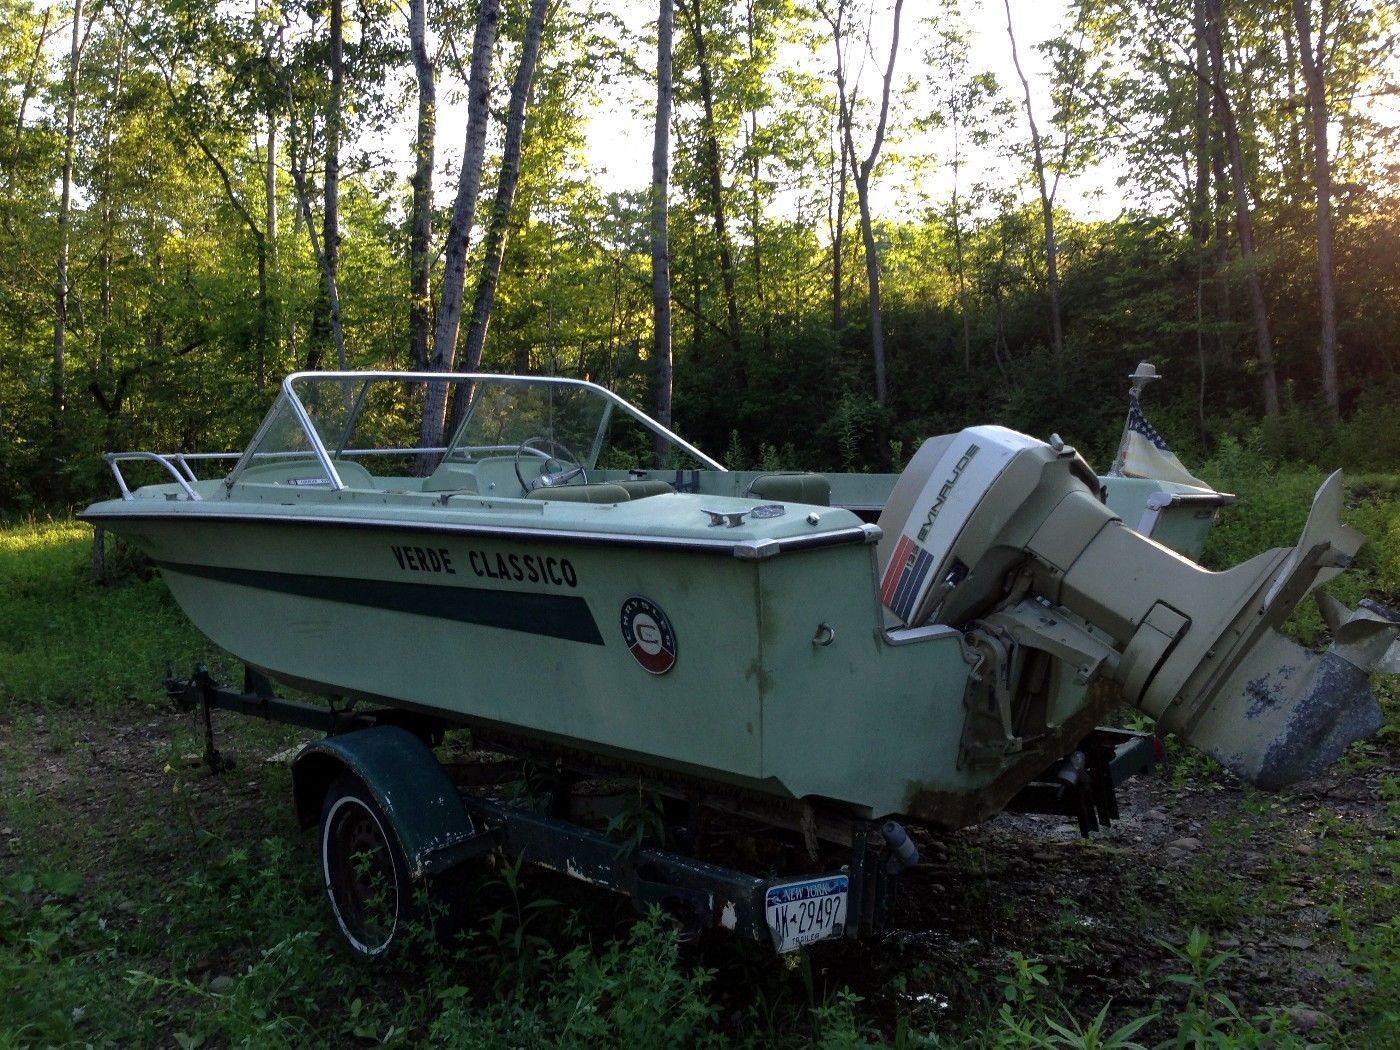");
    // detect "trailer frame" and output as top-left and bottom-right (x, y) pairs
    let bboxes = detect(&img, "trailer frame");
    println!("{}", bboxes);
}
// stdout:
(166, 664), (1154, 956)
